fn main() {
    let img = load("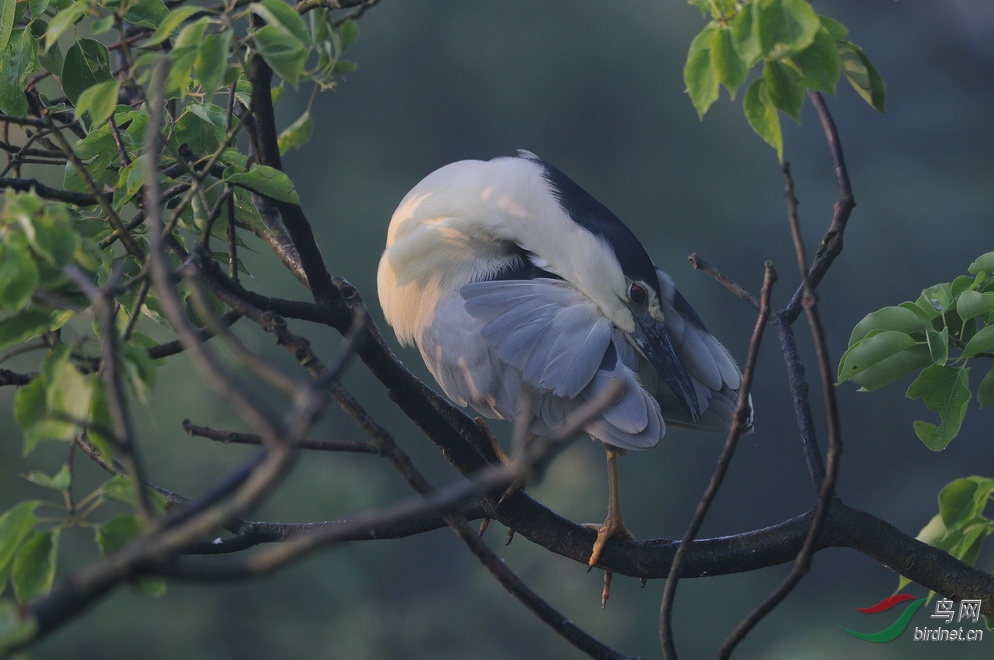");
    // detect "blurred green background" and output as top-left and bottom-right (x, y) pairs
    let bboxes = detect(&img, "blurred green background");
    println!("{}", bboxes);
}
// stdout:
(3, 1), (994, 658)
